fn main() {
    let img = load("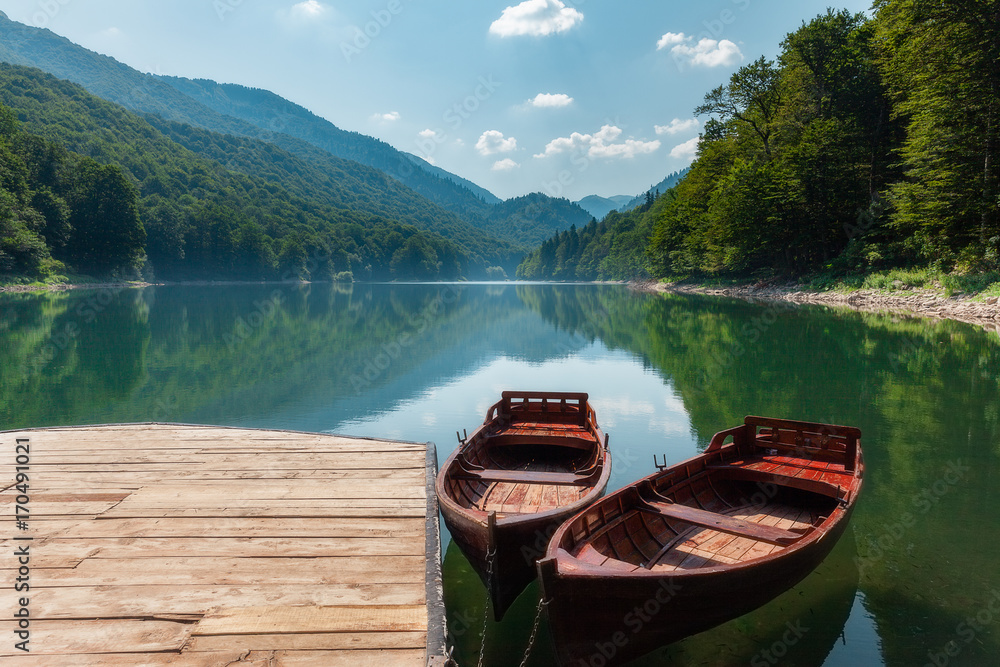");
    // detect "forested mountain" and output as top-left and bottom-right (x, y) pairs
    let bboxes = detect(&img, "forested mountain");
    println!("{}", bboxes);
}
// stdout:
(517, 190), (664, 280)
(575, 195), (629, 221)
(484, 193), (594, 249)
(0, 65), (500, 281)
(617, 170), (689, 213)
(155, 75), (503, 219)
(521, 6), (1000, 281)
(0, 12), (496, 218)
(0, 12), (591, 254)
